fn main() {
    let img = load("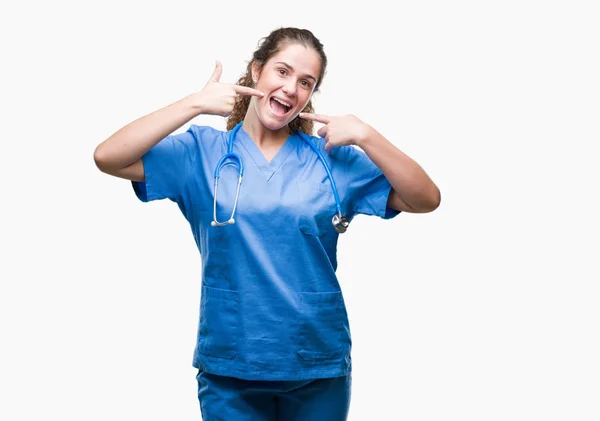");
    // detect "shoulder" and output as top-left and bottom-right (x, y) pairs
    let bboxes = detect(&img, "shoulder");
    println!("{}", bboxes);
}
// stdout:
(187, 124), (225, 140)
(181, 125), (230, 150)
